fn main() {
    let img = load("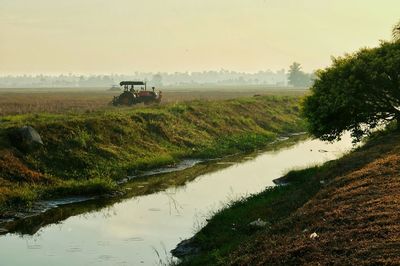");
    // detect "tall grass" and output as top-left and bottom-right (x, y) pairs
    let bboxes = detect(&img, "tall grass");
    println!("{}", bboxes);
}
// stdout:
(0, 95), (305, 210)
